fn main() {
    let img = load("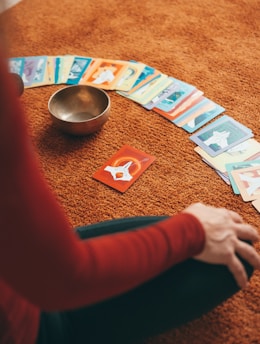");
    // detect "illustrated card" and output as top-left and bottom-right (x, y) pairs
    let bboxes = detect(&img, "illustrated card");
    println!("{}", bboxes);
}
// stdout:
(21, 56), (39, 87)
(194, 138), (260, 173)
(79, 58), (129, 90)
(153, 79), (196, 114)
(143, 77), (181, 110)
(114, 61), (145, 92)
(231, 165), (260, 201)
(252, 198), (260, 213)
(190, 115), (253, 157)
(174, 97), (225, 133)
(54, 56), (61, 84)
(46, 56), (56, 85)
(226, 159), (260, 194)
(118, 63), (161, 96)
(159, 89), (204, 121)
(66, 56), (93, 85)
(58, 55), (75, 84)
(30, 56), (49, 87)
(93, 145), (155, 192)
(8, 57), (25, 76)
(127, 74), (171, 105)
